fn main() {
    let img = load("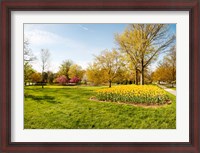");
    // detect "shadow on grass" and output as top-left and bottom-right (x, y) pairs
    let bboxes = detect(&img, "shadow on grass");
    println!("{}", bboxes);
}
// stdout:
(25, 94), (59, 104)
